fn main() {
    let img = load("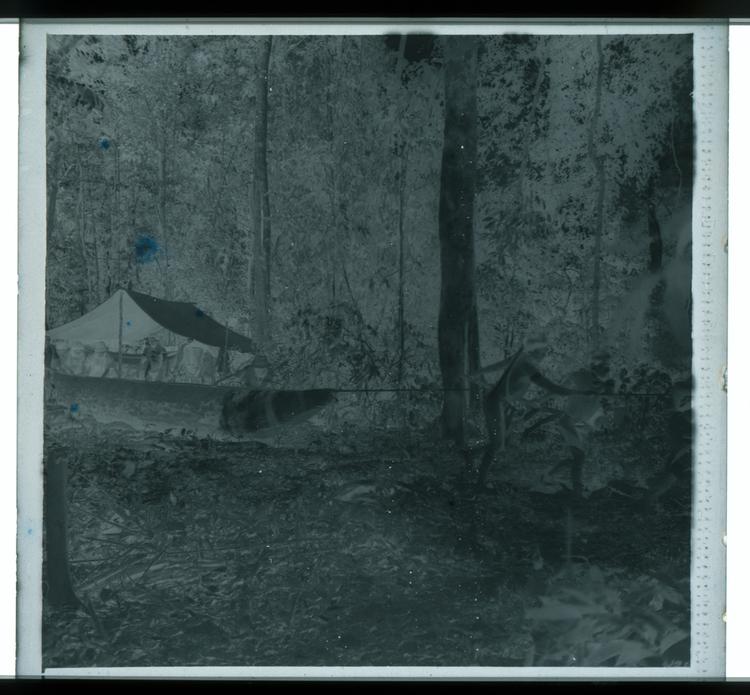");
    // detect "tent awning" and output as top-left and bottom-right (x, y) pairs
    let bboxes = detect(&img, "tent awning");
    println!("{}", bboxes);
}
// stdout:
(48, 289), (257, 354)
(128, 290), (256, 353)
